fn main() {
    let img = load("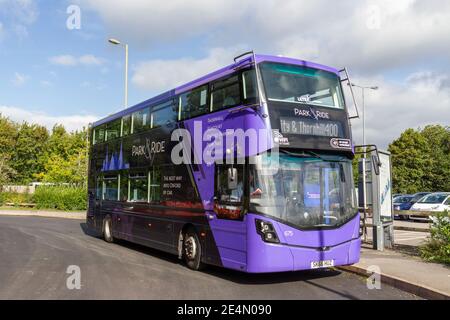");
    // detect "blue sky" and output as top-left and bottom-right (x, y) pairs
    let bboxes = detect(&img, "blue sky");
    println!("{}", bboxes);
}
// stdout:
(0, 0), (449, 147)
(1, 0), (144, 117)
